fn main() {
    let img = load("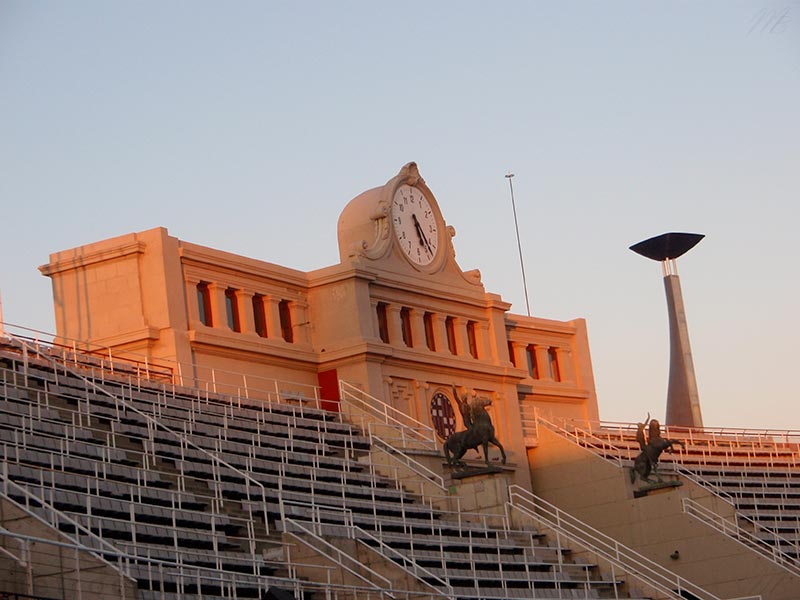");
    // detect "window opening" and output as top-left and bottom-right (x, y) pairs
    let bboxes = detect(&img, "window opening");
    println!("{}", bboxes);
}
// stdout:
(467, 320), (479, 358)
(253, 294), (268, 338)
(225, 289), (241, 332)
(445, 316), (457, 355)
(423, 312), (436, 351)
(279, 300), (294, 343)
(527, 344), (539, 379)
(549, 347), (561, 382)
(376, 302), (389, 343)
(400, 307), (413, 347)
(197, 282), (213, 327)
